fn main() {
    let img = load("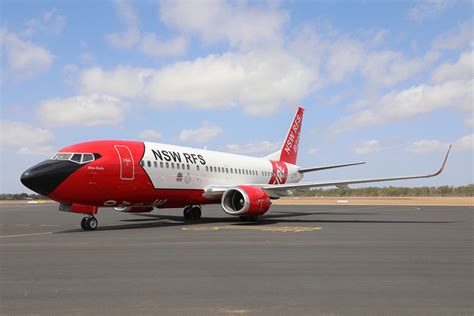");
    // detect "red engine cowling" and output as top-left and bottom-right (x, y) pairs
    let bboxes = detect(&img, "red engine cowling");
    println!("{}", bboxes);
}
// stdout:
(113, 206), (154, 213)
(221, 186), (271, 216)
